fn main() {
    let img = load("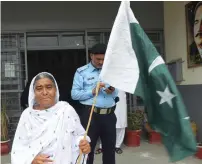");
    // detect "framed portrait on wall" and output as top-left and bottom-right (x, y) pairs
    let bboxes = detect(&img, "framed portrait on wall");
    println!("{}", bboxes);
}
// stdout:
(185, 1), (202, 68)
